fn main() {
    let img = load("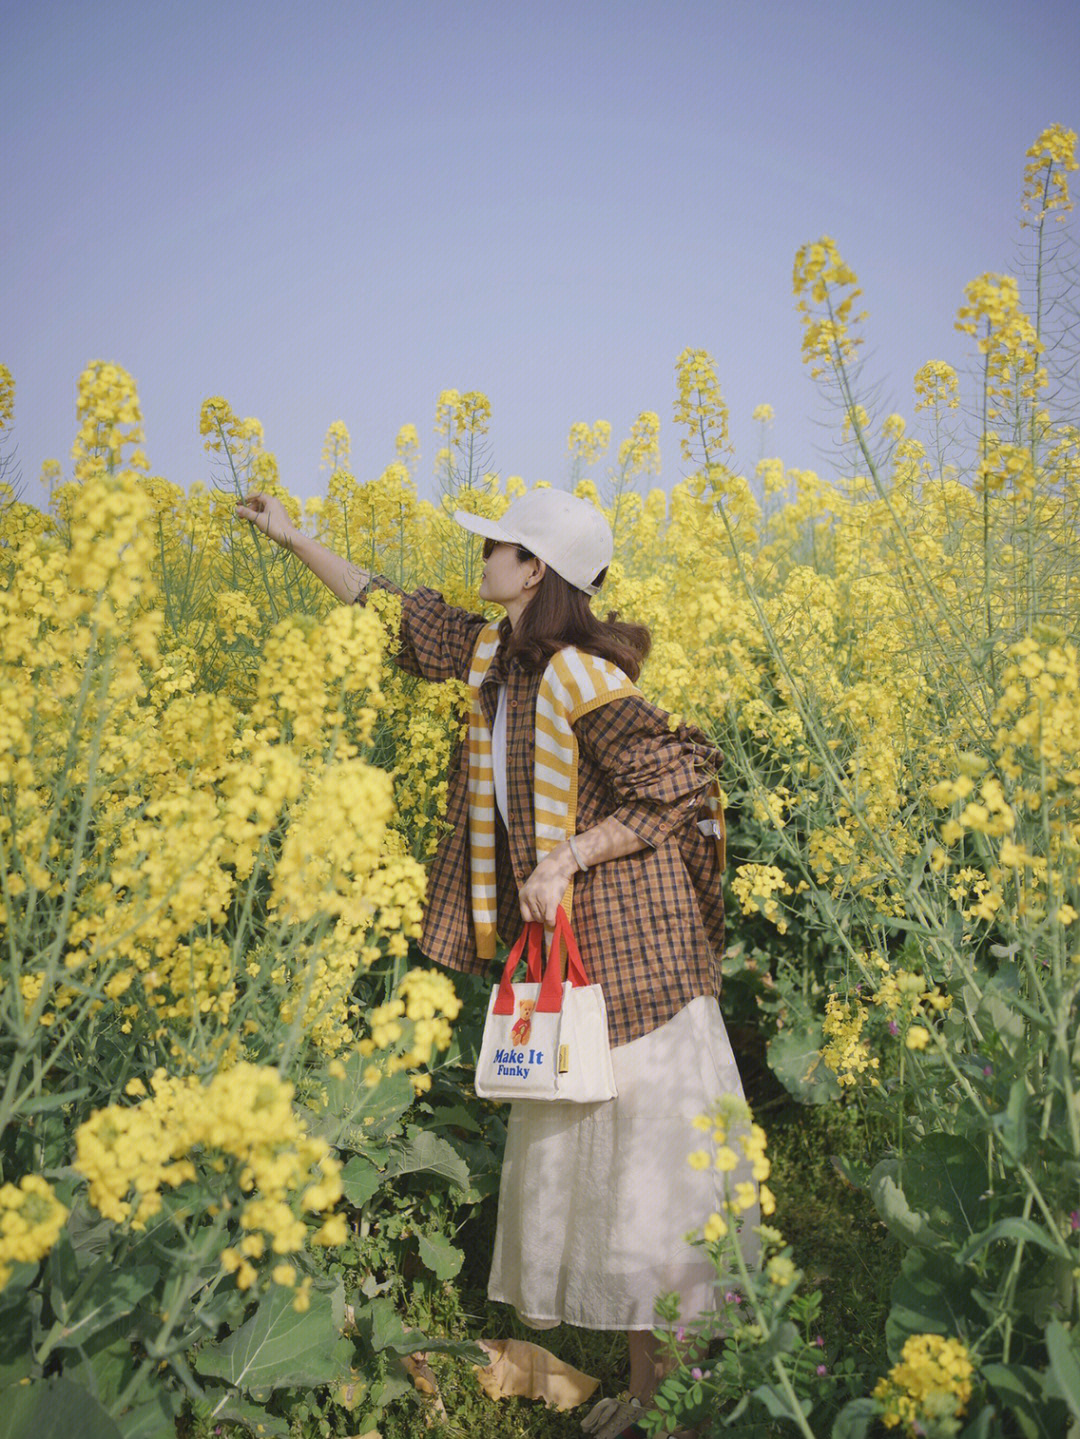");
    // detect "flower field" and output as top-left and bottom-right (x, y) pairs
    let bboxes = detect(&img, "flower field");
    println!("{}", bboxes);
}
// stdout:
(1, 125), (1079, 1439)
